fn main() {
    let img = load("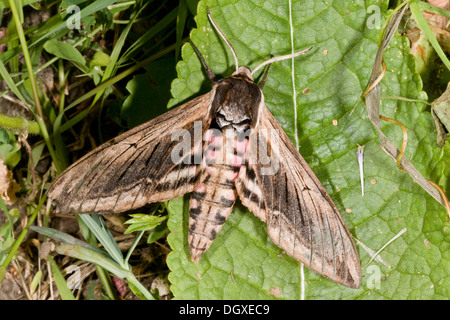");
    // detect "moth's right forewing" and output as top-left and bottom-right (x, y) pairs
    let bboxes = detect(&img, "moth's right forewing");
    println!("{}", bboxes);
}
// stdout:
(48, 92), (213, 215)
(246, 106), (361, 288)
